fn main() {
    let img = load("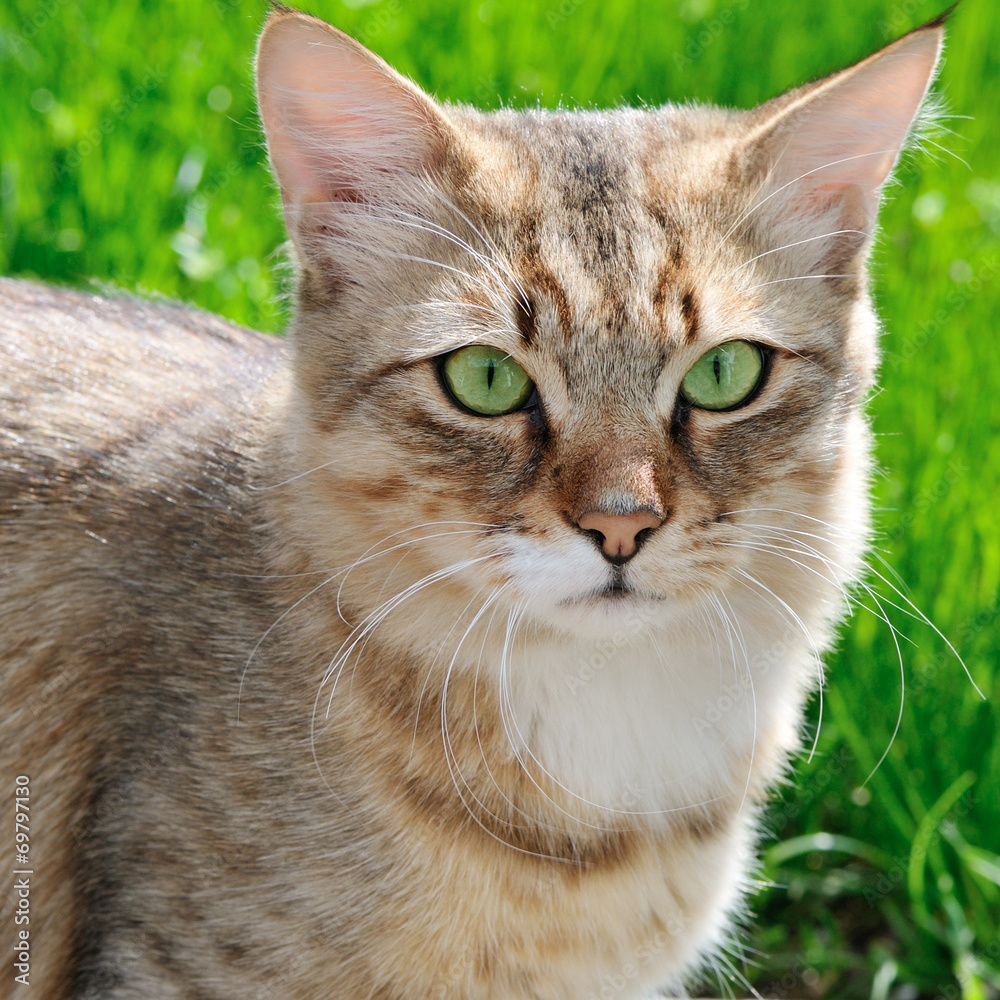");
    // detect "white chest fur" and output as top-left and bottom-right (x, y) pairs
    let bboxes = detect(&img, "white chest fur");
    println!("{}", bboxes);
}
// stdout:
(499, 596), (818, 822)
